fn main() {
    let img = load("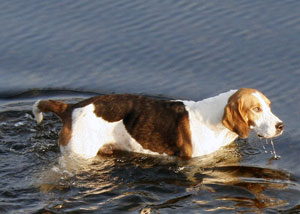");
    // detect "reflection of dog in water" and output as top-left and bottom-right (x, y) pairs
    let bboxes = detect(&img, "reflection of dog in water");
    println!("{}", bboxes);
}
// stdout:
(33, 88), (284, 159)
